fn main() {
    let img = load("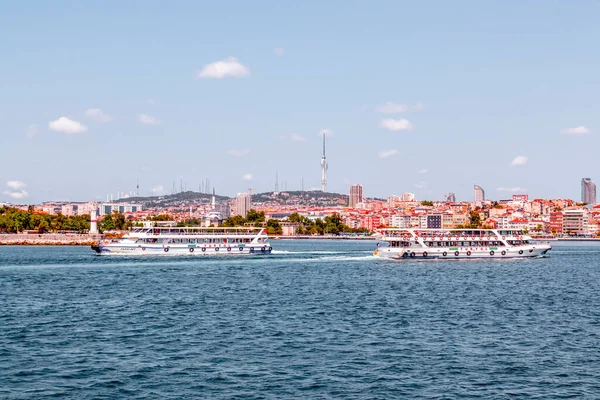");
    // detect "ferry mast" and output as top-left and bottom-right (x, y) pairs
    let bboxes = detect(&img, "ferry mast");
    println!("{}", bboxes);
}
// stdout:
(320, 132), (328, 192)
